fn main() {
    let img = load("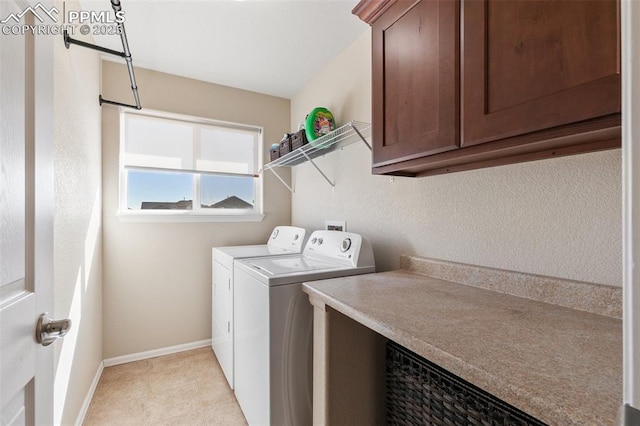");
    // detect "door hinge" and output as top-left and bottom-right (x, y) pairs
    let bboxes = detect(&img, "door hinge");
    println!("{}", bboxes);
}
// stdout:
(227, 322), (230, 333)
(228, 279), (231, 290)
